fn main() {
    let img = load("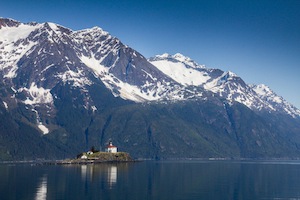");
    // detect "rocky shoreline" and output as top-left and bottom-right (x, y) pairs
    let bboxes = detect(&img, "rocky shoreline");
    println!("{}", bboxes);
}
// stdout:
(52, 152), (135, 165)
